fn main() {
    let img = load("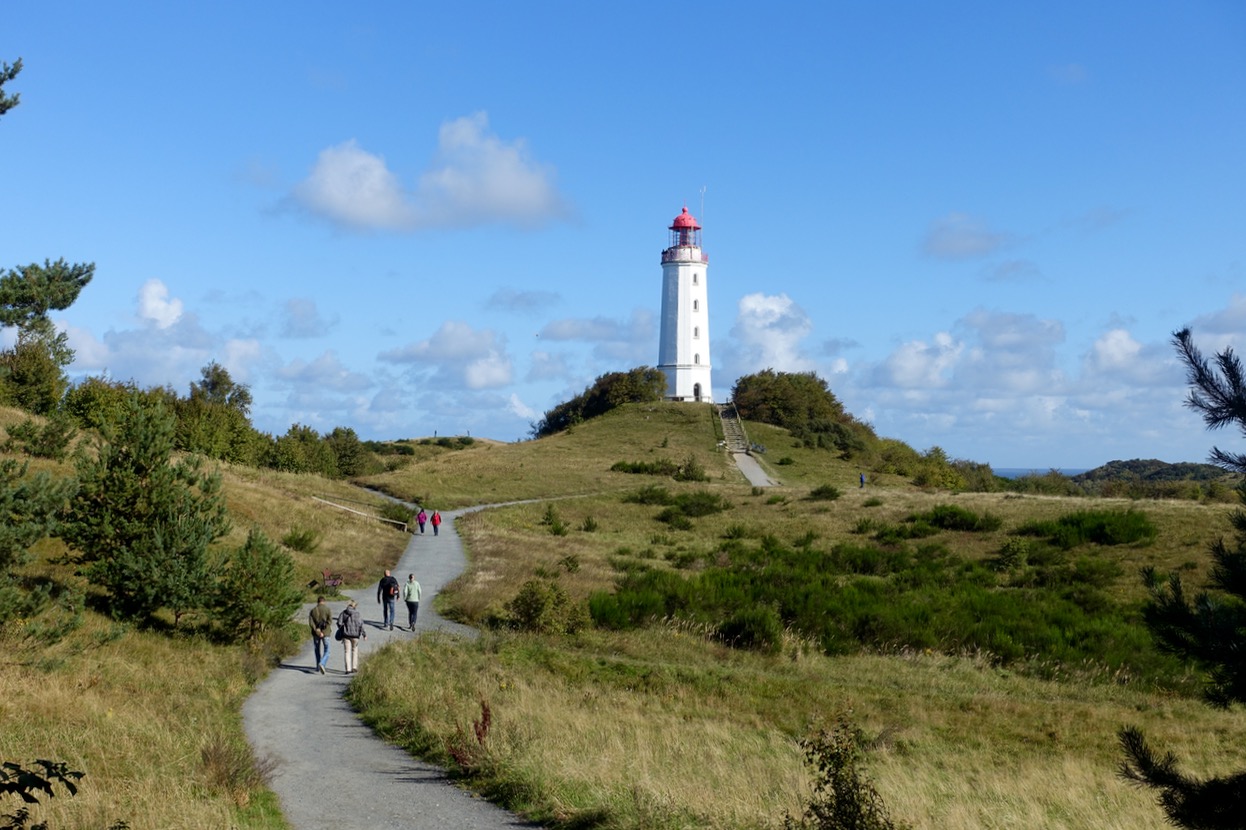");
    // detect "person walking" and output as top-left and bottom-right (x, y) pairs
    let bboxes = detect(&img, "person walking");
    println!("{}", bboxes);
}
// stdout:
(431, 510), (442, 536)
(402, 573), (422, 631)
(308, 596), (332, 675)
(416, 508), (428, 534)
(377, 569), (400, 631)
(337, 600), (366, 674)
